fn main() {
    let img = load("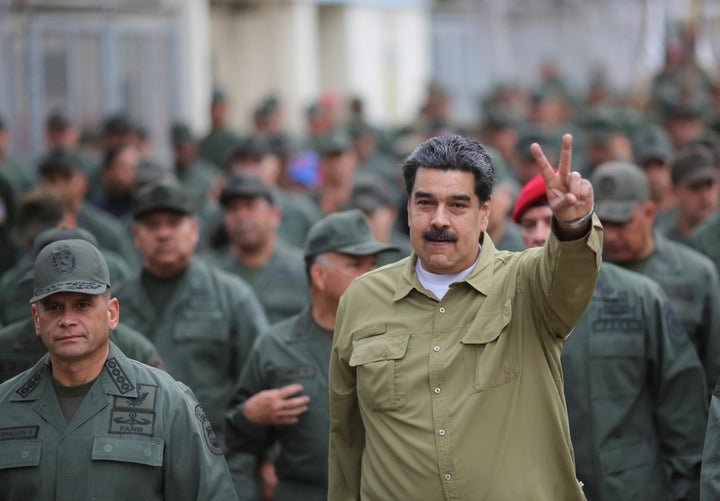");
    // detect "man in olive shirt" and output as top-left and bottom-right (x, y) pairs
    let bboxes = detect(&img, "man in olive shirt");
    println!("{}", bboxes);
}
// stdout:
(591, 161), (720, 396)
(329, 134), (602, 499)
(516, 173), (707, 501)
(113, 180), (268, 461)
(226, 209), (396, 500)
(0, 239), (237, 500)
(208, 173), (308, 324)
